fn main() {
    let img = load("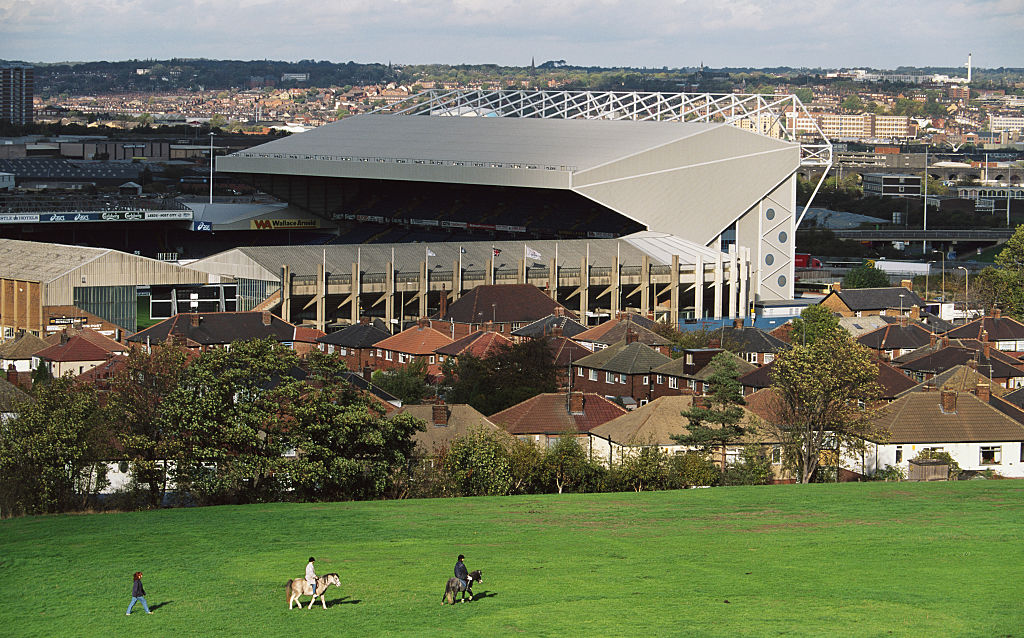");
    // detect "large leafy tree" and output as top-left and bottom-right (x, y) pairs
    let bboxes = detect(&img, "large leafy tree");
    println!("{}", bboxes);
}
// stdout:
(789, 304), (843, 346)
(671, 352), (747, 468)
(104, 343), (191, 507)
(843, 263), (890, 289)
(372, 357), (430, 404)
(541, 435), (604, 494)
(443, 340), (558, 414)
(991, 224), (1024, 318)
(441, 425), (512, 496)
(0, 377), (107, 515)
(161, 337), (302, 504)
(768, 332), (880, 483)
